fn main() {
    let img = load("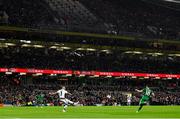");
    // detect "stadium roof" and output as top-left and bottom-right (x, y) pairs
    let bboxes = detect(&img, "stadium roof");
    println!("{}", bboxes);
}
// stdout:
(163, 0), (180, 3)
(142, 0), (180, 11)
